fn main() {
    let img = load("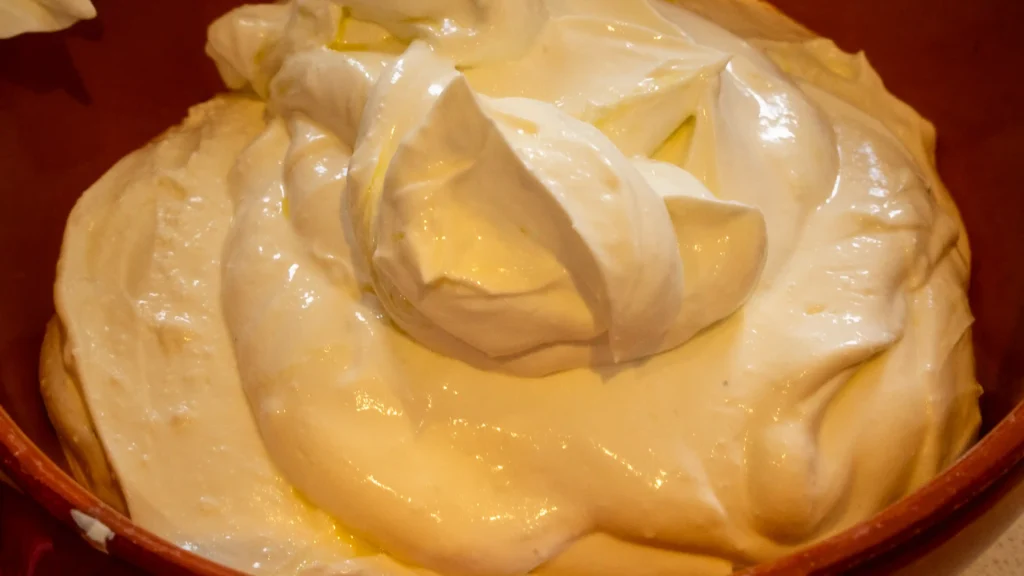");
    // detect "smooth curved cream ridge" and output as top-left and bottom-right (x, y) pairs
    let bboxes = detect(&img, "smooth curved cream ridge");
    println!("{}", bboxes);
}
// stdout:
(0, 0), (94, 38)
(42, 1), (981, 575)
